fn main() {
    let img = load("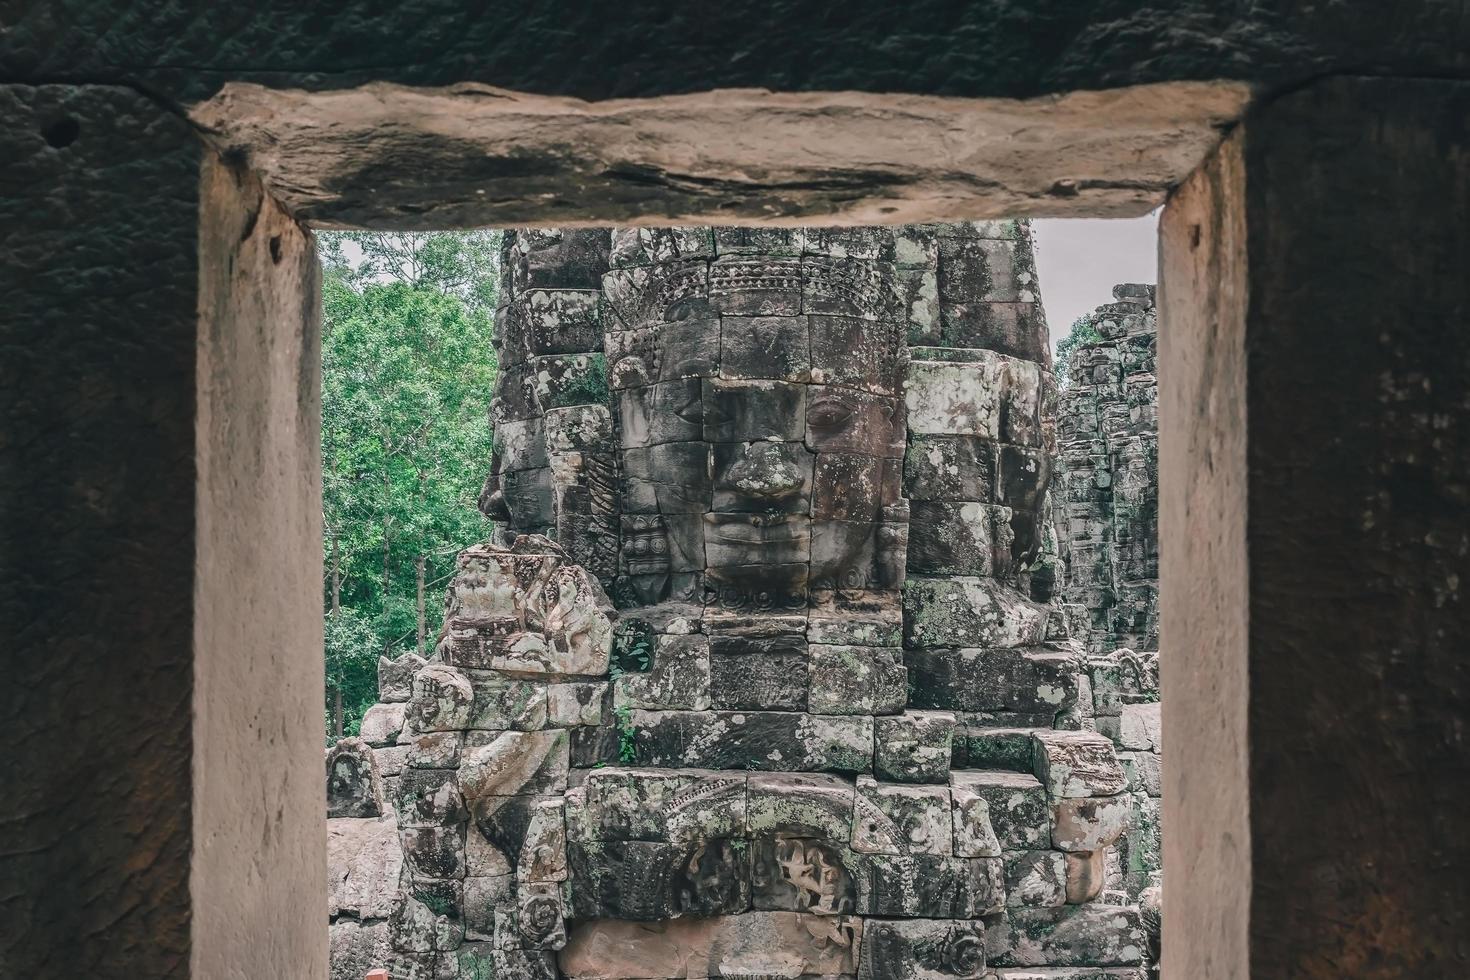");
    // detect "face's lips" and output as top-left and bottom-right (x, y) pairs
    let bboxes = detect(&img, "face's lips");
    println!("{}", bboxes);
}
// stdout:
(704, 512), (810, 544)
